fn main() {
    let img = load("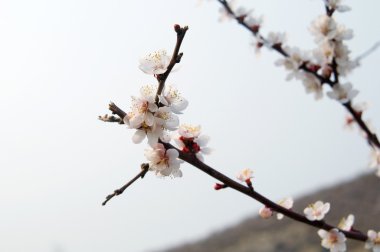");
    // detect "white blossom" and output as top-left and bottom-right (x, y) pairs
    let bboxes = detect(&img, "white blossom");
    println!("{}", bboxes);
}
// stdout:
(266, 32), (286, 48)
(338, 214), (355, 231)
(139, 49), (171, 75)
(324, 0), (351, 13)
(275, 47), (308, 80)
(335, 42), (357, 76)
(237, 168), (253, 182)
(194, 135), (212, 161)
(245, 13), (263, 30)
(144, 143), (182, 177)
(217, 0), (237, 22)
(304, 201), (330, 221)
(124, 84), (180, 145)
(313, 40), (335, 65)
(369, 149), (380, 177)
(318, 228), (347, 252)
(310, 15), (337, 42)
(365, 230), (380, 252)
(175, 124), (211, 161)
(177, 124), (201, 138)
(310, 15), (352, 43)
(159, 85), (188, 114)
(301, 74), (323, 100)
(276, 197), (294, 220)
(154, 106), (179, 131)
(326, 83), (359, 104)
